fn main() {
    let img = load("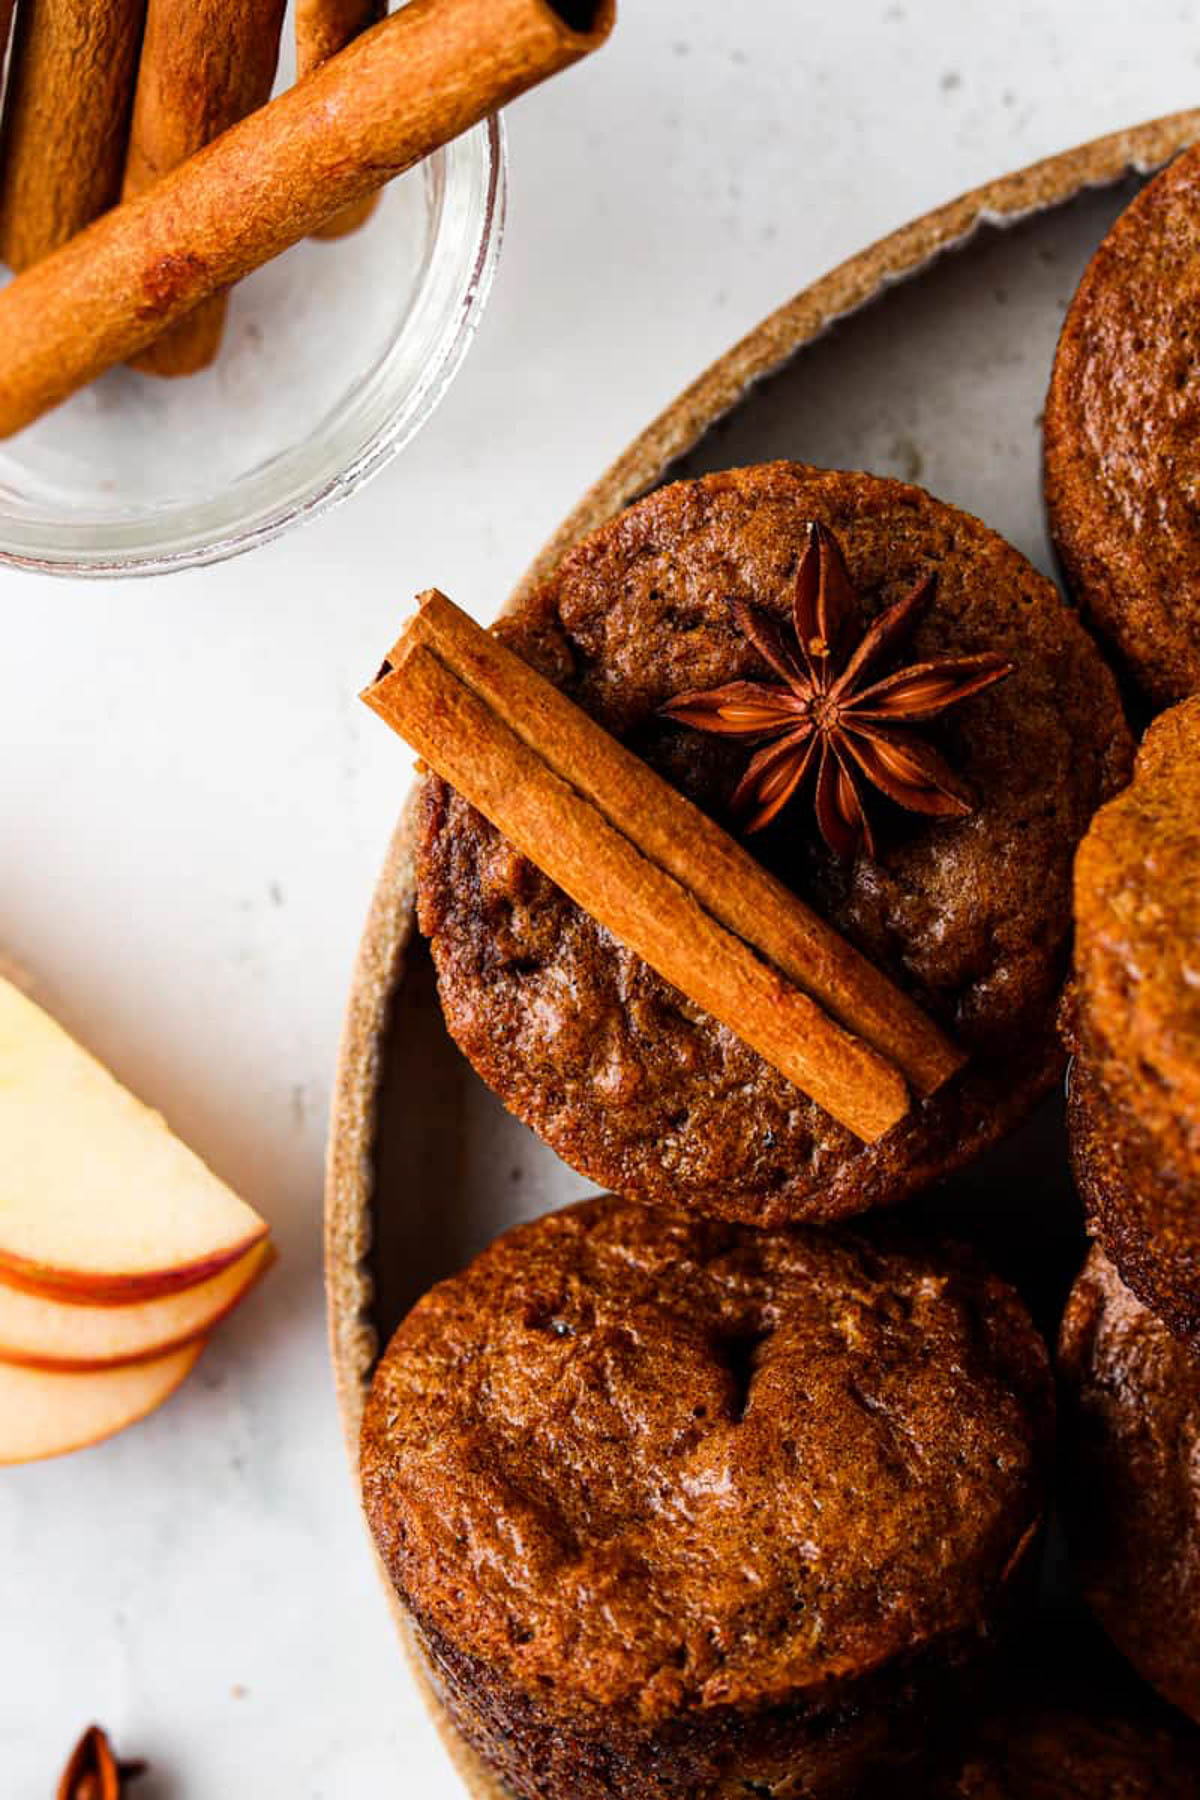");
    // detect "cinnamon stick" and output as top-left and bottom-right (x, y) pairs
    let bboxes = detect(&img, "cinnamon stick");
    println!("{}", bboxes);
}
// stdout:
(296, 0), (386, 240)
(402, 590), (964, 1096)
(122, 0), (287, 377)
(0, 0), (147, 272)
(362, 594), (966, 1142)
(372, 644), (909, 1141)
(0, 0), (614, 437)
